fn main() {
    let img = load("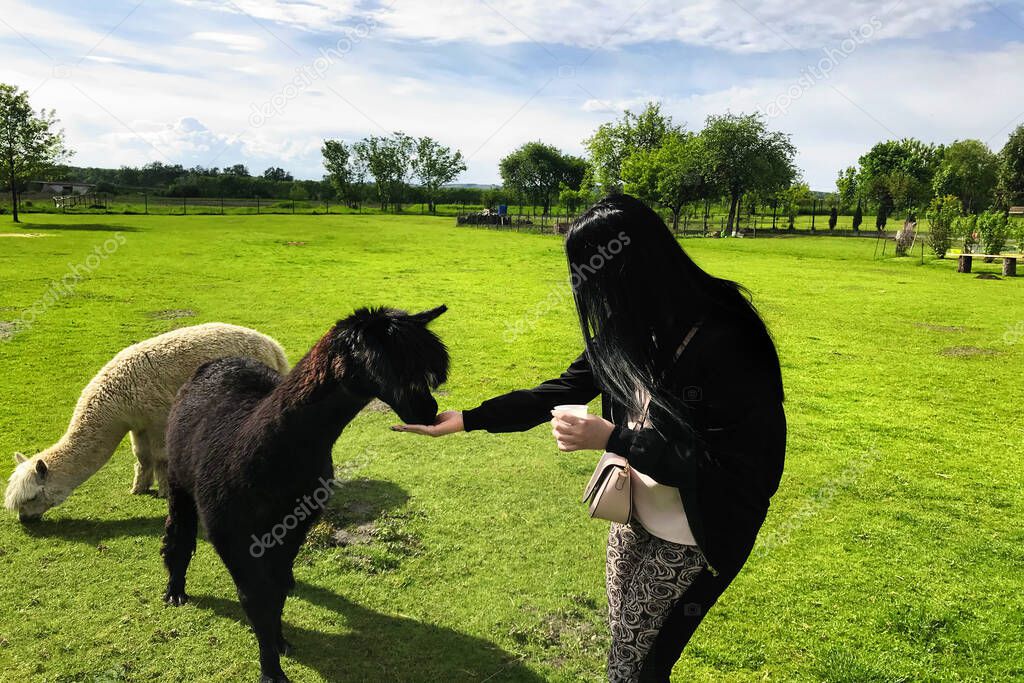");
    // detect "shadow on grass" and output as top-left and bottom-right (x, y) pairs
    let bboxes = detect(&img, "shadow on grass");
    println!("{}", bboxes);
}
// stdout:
(196, 581), (542, 682)
(17, 478), (410, 547)
(25, 222), (142, 232)
(21, 514), (165, 543)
